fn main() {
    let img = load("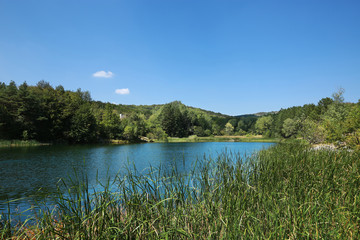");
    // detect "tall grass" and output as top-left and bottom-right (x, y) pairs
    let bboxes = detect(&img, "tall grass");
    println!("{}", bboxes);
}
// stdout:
(165, 135), (281, 143)
(0, 140), (49, 147)
(1, 143), (359, 239)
